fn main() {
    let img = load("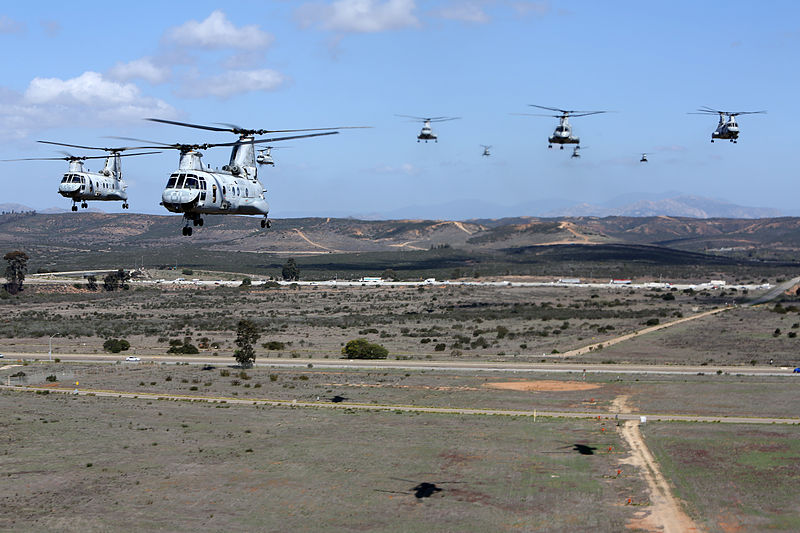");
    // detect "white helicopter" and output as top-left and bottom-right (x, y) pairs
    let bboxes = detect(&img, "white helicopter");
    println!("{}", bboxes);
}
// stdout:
(517, 105), (606, 149)
(115, 118), (362, 235)
(481, 145), (492, 157)
(691, 107), (766, 143)
(255, 145), (291, 166)
(396, 115), (460, 143)
(2, 144), (159, 211)
(570, 146), (586, 159)
(640, 153), (648, 163)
